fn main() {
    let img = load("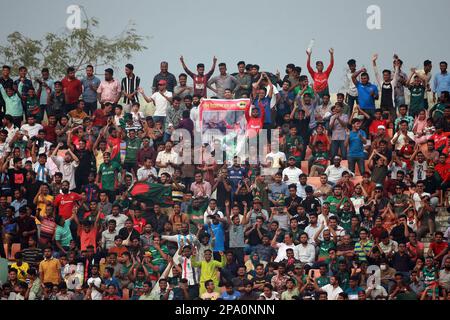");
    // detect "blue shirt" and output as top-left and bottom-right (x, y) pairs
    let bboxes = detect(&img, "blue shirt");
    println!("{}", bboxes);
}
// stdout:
(348, 130), (366, 158)
(253, 97), (272, 124)
(356, 81), (378, 110)
(432, 72), (450, 96)
(206, 222), (225, 252)
(227, 166), (246, 192)
(220, 290), (241, 300)
(81, 76), (101, 103)
(39, 79), (54, 105)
